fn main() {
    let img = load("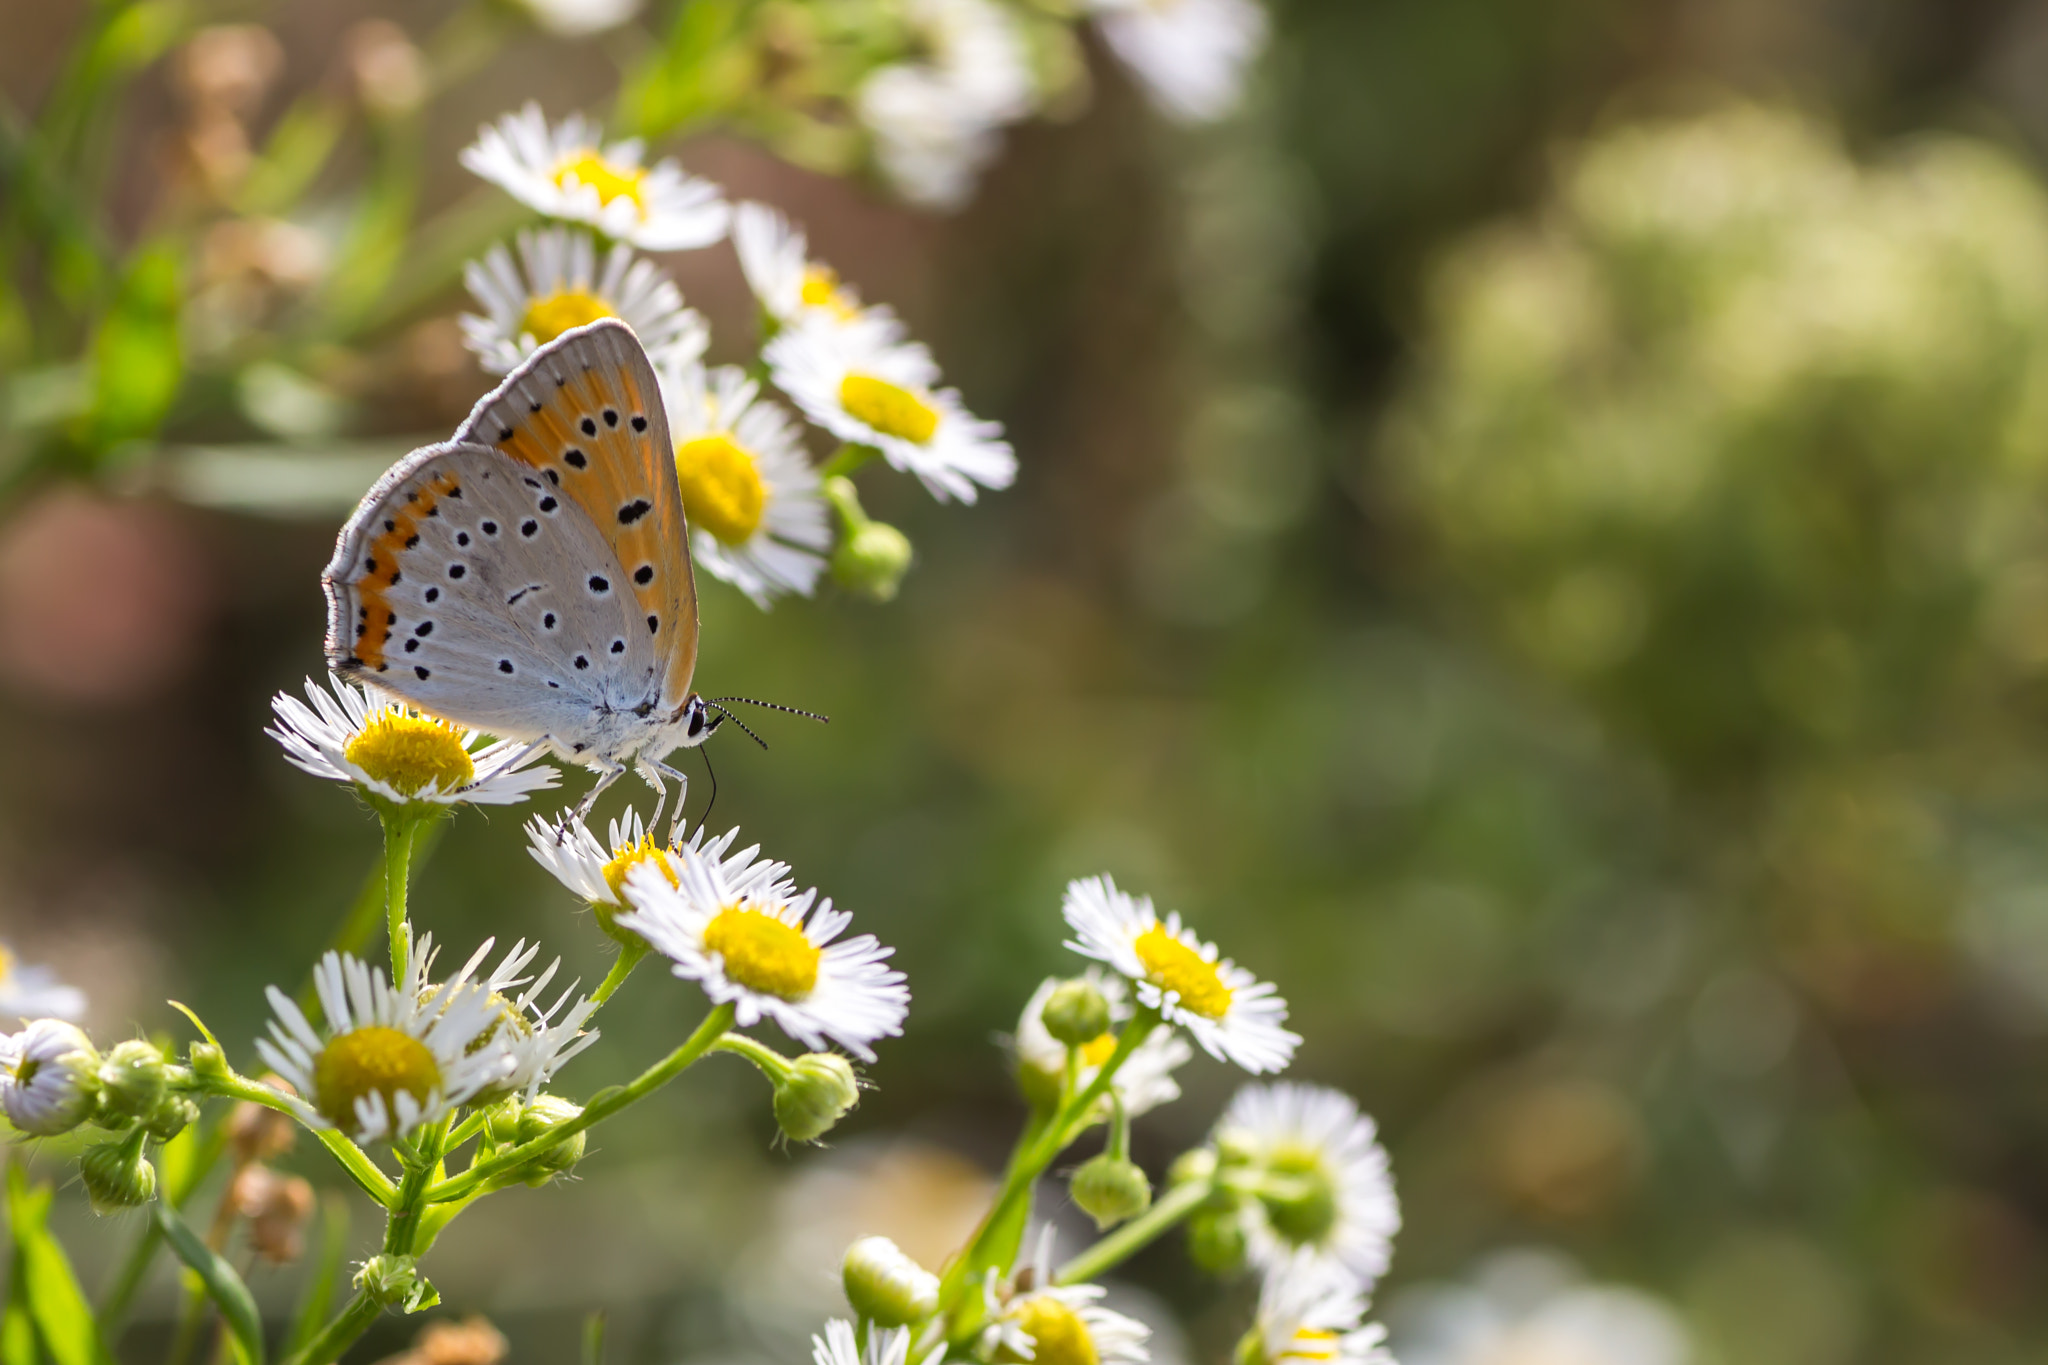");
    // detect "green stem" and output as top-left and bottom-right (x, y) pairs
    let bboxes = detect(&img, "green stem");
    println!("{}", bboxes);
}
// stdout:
(298, 817), (445, 1013)
(710, 1032), (793, 1079)
(383, 1120), (448, 1257)
(192, 1071), (396, 1205)
(936, 1012), (1159, 1315)
(425, 1003), (736, 1205)
(380, 813), (420, 984)
(283, 1289), (382, 1365)
(591, 941), (648, 1006)
(820, 444), (879, 483)
(1053, 1178), (1209, 1286)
